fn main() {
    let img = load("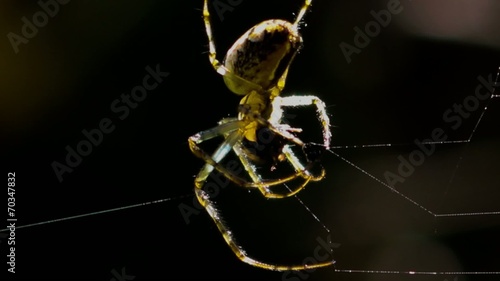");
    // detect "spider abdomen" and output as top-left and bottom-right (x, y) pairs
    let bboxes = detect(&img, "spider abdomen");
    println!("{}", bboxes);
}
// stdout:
(223, 19), (302, 95)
